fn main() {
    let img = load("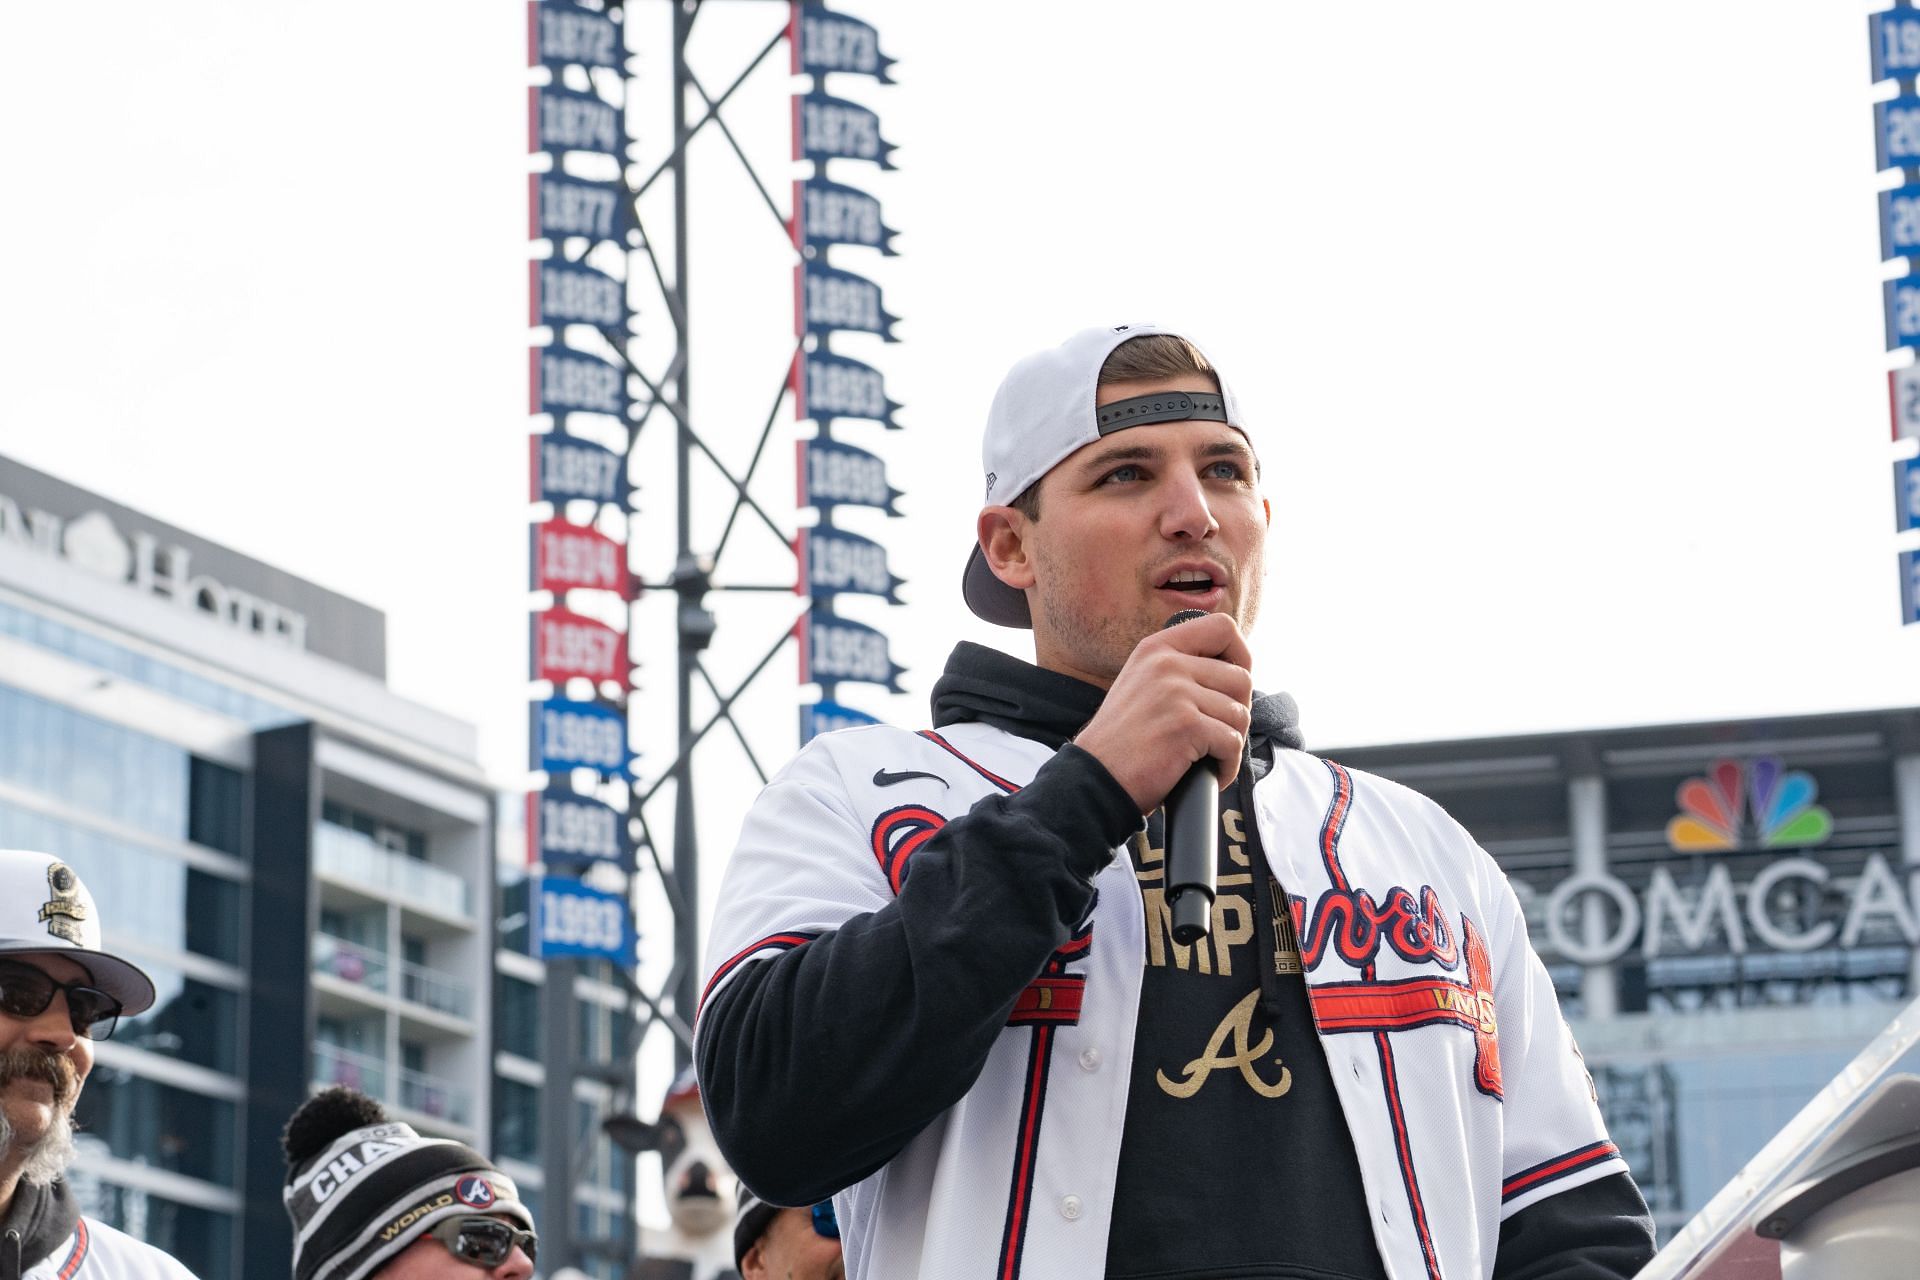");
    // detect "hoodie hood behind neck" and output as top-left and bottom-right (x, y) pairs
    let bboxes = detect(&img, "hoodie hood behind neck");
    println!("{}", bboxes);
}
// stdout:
(930, 642), (1304, 754)
(1, 1178), (81, 1275)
